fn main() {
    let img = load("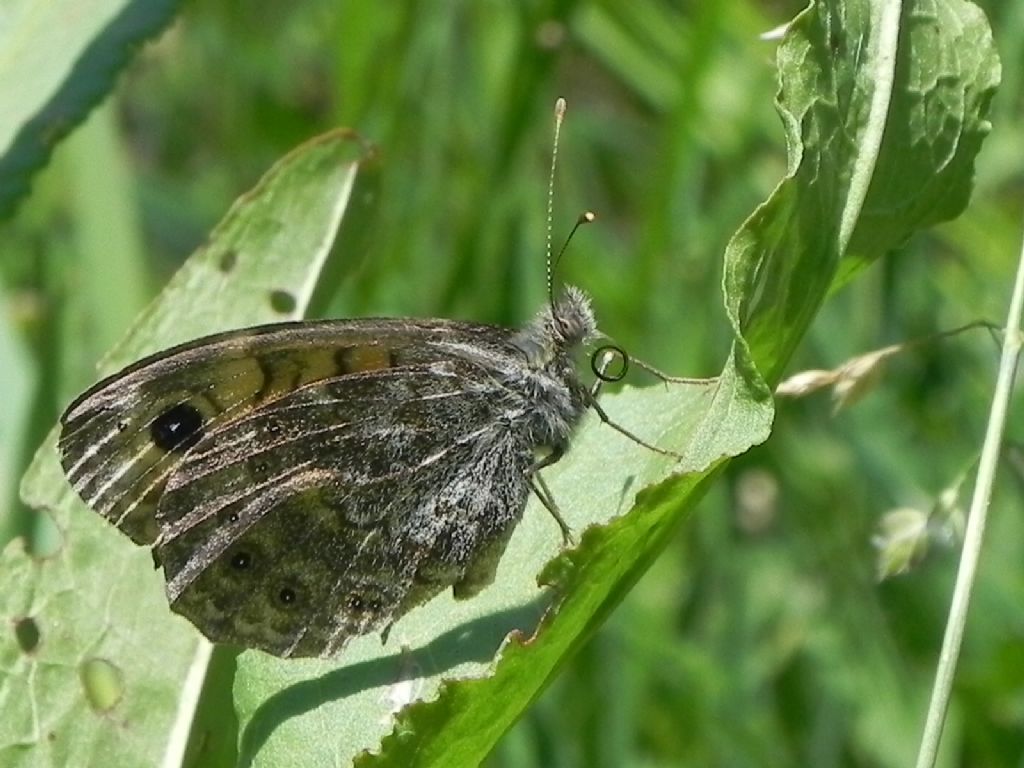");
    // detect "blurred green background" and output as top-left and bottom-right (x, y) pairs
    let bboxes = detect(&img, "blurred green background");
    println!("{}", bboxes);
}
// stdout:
(3, 1), (1023, 765)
